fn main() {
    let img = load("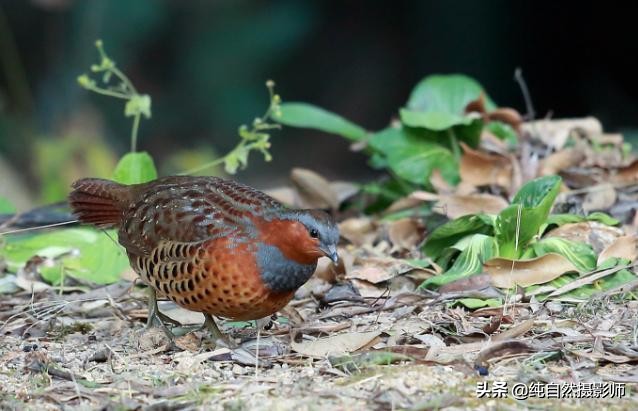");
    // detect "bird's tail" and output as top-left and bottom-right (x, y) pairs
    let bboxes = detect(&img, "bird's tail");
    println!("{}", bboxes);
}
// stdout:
(68, 178), (133, 228)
